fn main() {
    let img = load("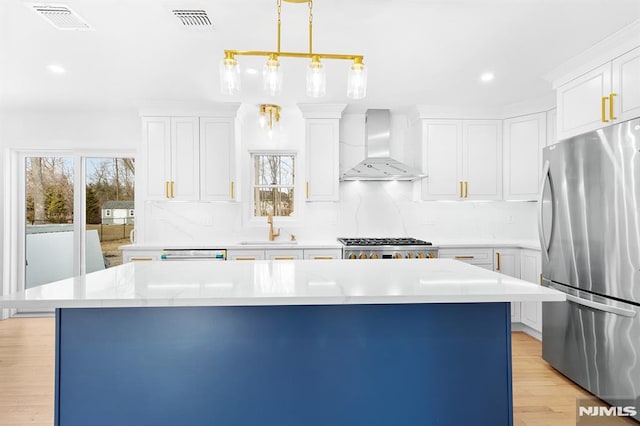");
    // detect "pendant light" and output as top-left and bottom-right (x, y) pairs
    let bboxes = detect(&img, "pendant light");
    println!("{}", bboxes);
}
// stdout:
(220, 0), (366, 99)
